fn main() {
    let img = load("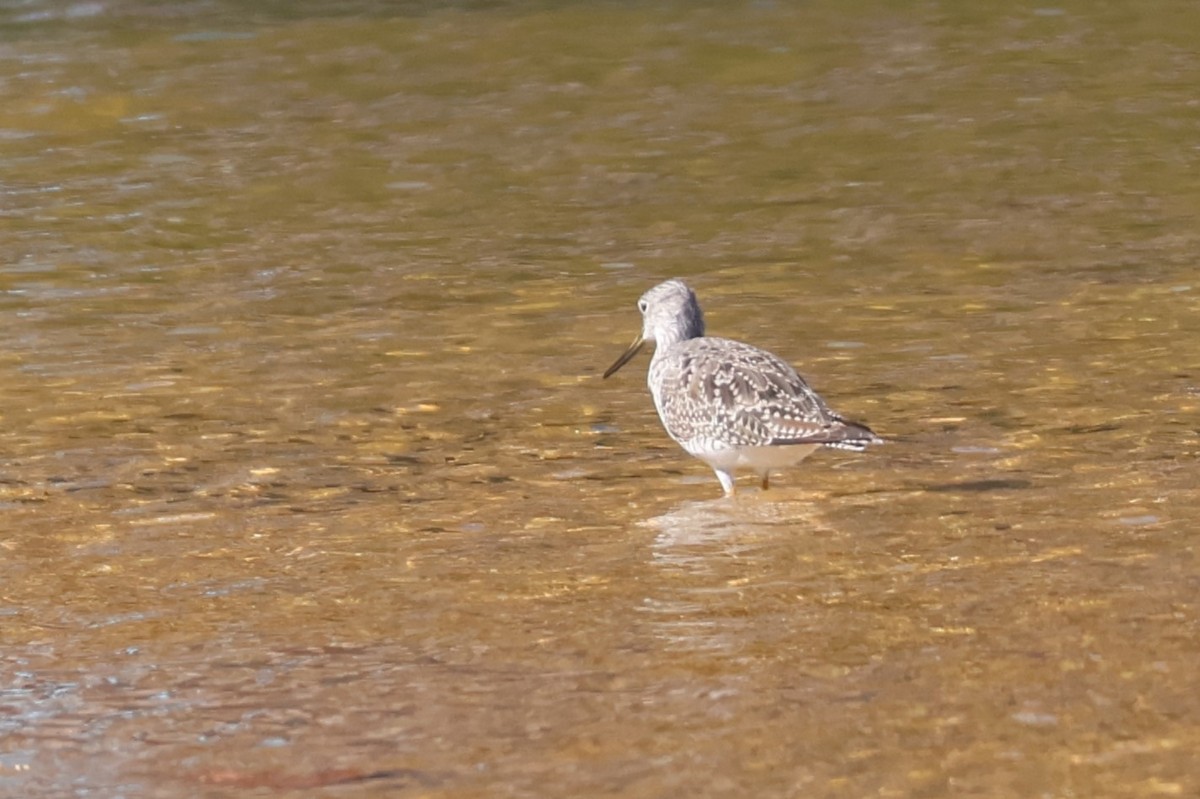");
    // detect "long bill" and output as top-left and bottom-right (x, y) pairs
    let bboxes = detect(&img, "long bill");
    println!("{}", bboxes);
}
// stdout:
(603, 334), (645, 378)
